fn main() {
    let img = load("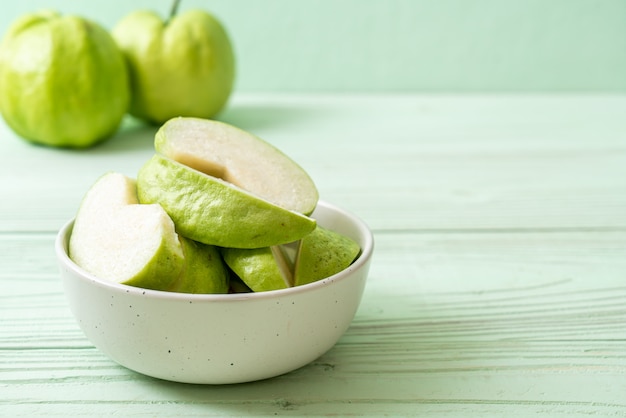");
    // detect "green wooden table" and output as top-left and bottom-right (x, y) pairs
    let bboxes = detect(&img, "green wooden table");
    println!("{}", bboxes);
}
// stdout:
(2, 94), (625, 416)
